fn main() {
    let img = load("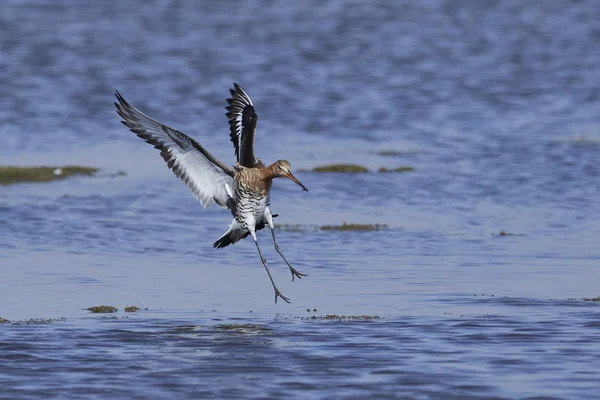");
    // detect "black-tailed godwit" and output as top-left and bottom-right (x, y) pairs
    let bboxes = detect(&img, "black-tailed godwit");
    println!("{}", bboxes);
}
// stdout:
(114, 83), (308, 303)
